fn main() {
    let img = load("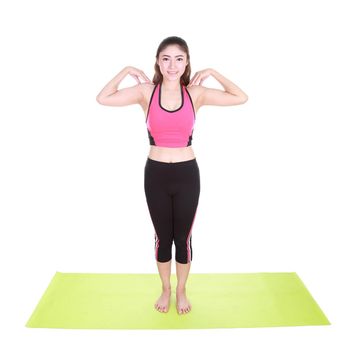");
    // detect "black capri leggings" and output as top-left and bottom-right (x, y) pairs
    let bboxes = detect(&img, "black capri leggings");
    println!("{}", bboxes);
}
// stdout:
(144, 157), (200, 264)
